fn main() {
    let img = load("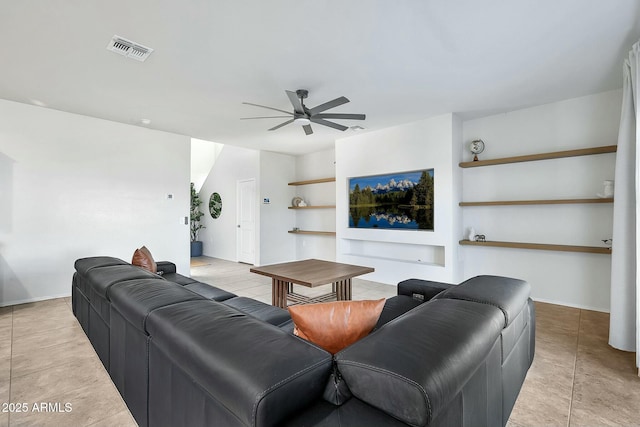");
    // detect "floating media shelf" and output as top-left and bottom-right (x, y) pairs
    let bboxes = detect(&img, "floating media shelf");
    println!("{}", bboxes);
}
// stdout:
(288, 205), (336, 209)
(459, 145), (616, 256)
(288, 177), (336, 237)
(459, 145), (617, 168)
(288, 230), (336, 236)
(288, 177), (336, 186)
(459, 198), (613, 206)
(459, 239), (611, 254)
